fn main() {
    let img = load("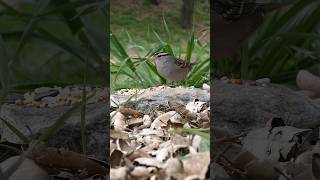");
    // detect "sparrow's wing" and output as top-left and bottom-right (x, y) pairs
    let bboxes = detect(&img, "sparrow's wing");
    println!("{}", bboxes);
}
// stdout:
(174, 58), (186, 67)
(174, 58), (194, 68)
